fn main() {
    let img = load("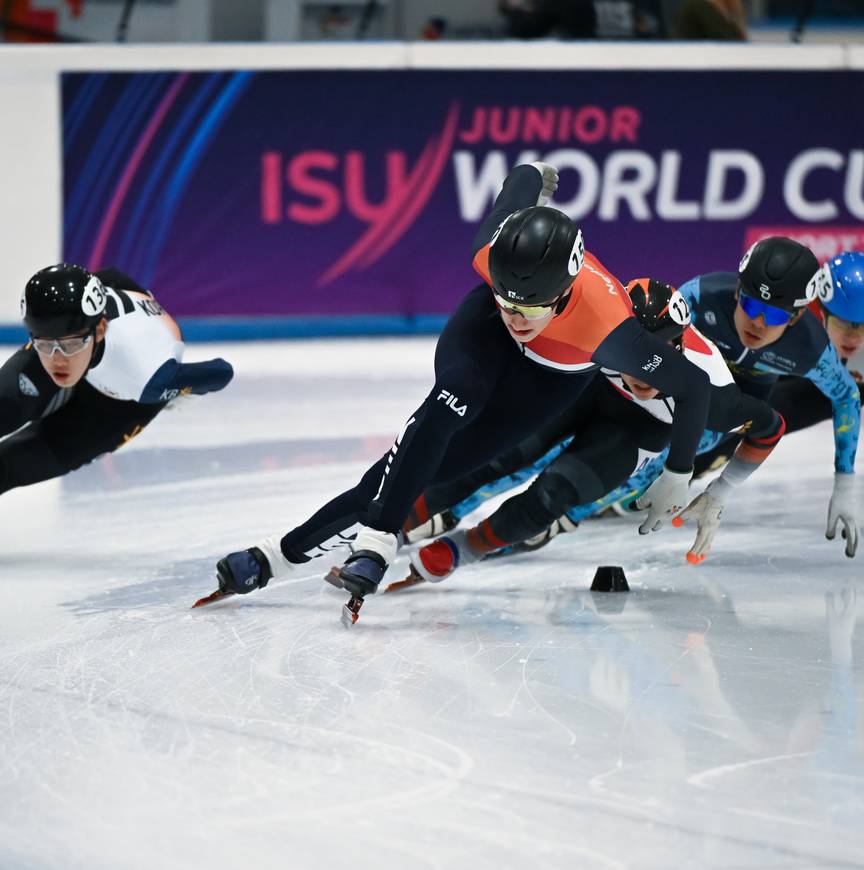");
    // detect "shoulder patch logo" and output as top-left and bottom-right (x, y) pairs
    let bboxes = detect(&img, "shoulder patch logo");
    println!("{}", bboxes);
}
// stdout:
(641, 354), (663, 374)
(18, 373), (39, 397)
